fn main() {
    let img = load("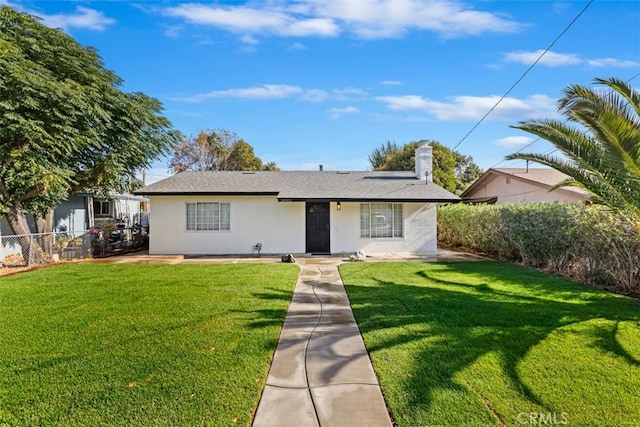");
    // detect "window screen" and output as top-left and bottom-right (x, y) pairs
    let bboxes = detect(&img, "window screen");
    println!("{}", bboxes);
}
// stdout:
(360, 203), (403, 238)
(186, 202), (230, 231)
